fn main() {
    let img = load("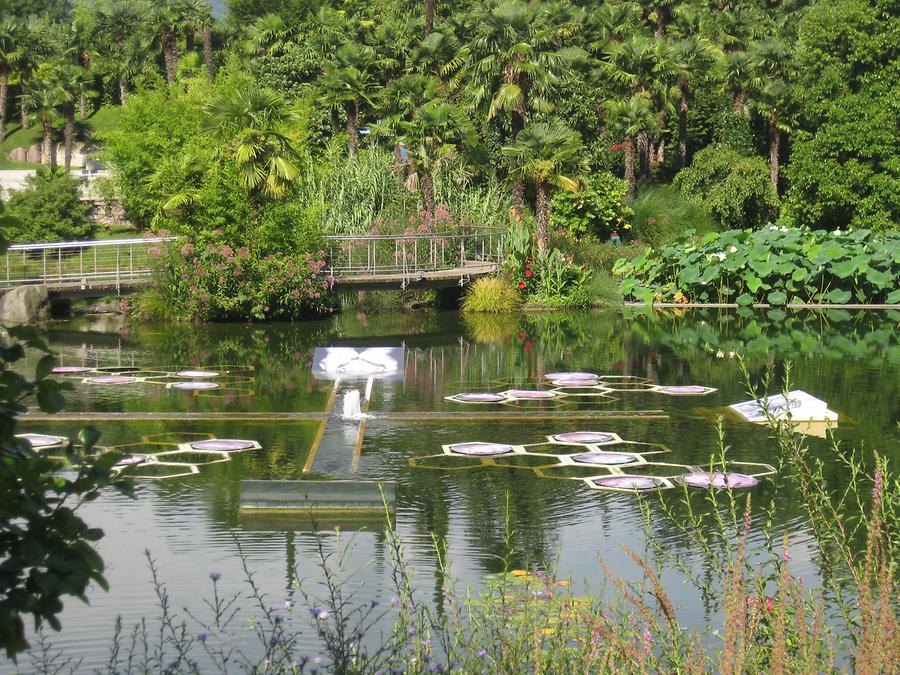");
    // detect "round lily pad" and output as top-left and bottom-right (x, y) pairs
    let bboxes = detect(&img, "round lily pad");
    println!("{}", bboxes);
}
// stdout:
(572, 452), (638, 465)
(553, 432), (616, 444)
(449, 442), (513, 456)
(679, 471), (759, 489)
